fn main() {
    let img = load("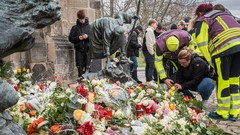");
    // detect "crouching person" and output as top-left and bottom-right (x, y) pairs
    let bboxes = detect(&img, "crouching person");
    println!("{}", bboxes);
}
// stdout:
(172, 49), (215, 108)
